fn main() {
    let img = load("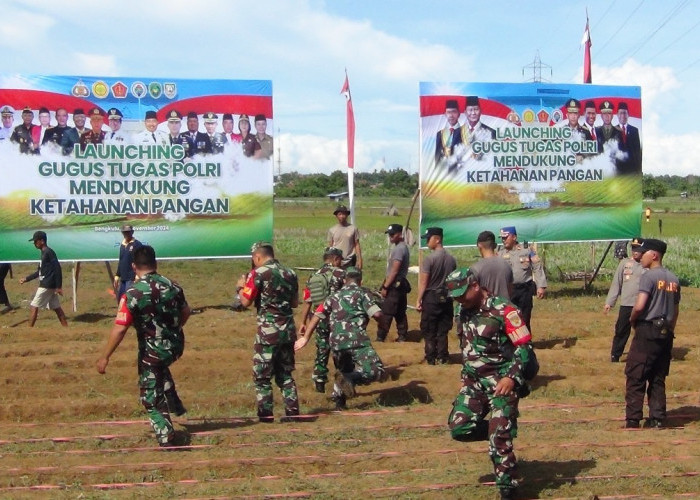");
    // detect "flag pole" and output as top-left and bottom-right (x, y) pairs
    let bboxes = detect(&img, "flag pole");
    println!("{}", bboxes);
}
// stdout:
(341, 69), (356, 225)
